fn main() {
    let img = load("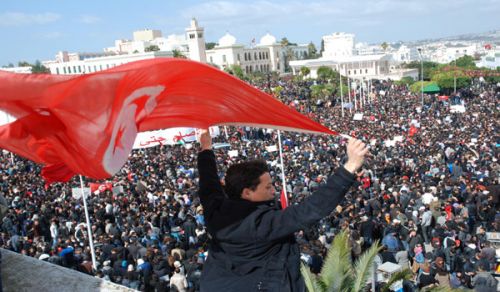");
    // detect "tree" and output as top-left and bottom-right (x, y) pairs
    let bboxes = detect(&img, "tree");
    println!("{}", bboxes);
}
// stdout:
(144, 45), (160, 52)
(307, 42), (317, 59)
(316, 66), (336, 81)
(310, 84), (334, 99)
(454, 55), (476, 68)
(301, 230), (412, 292)
(31, 60), (50, 74)
(381, 42), (389, 52)
(403, 61), (439, 80)
(431, 71), (471, 93)
(18, 61), (31, 67)
(205, 42), (217, 50)
(395, 76), (416, 86)
(300, 66), (311, 77)
(172, 49), (186, 58)
(223, 64), (245, 80)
